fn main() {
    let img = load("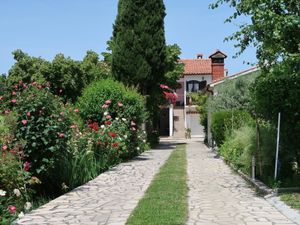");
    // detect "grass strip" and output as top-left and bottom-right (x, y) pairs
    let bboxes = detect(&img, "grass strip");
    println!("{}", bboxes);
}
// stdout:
(126, 144), (187, 225)
(280, 193), (300, 211)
